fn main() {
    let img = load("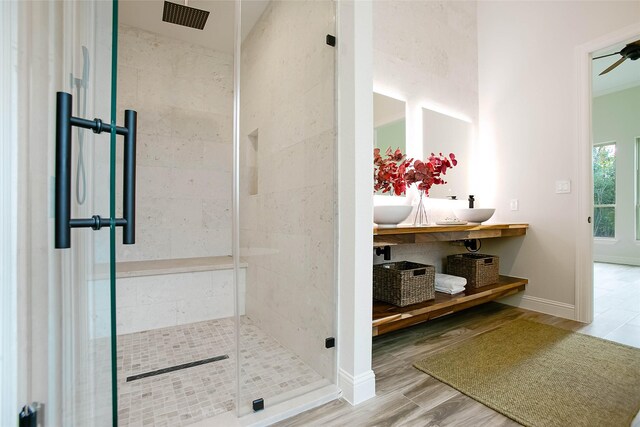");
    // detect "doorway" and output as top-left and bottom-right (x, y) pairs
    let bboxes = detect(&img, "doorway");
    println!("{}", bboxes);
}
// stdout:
(587, 38), (640, 348)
